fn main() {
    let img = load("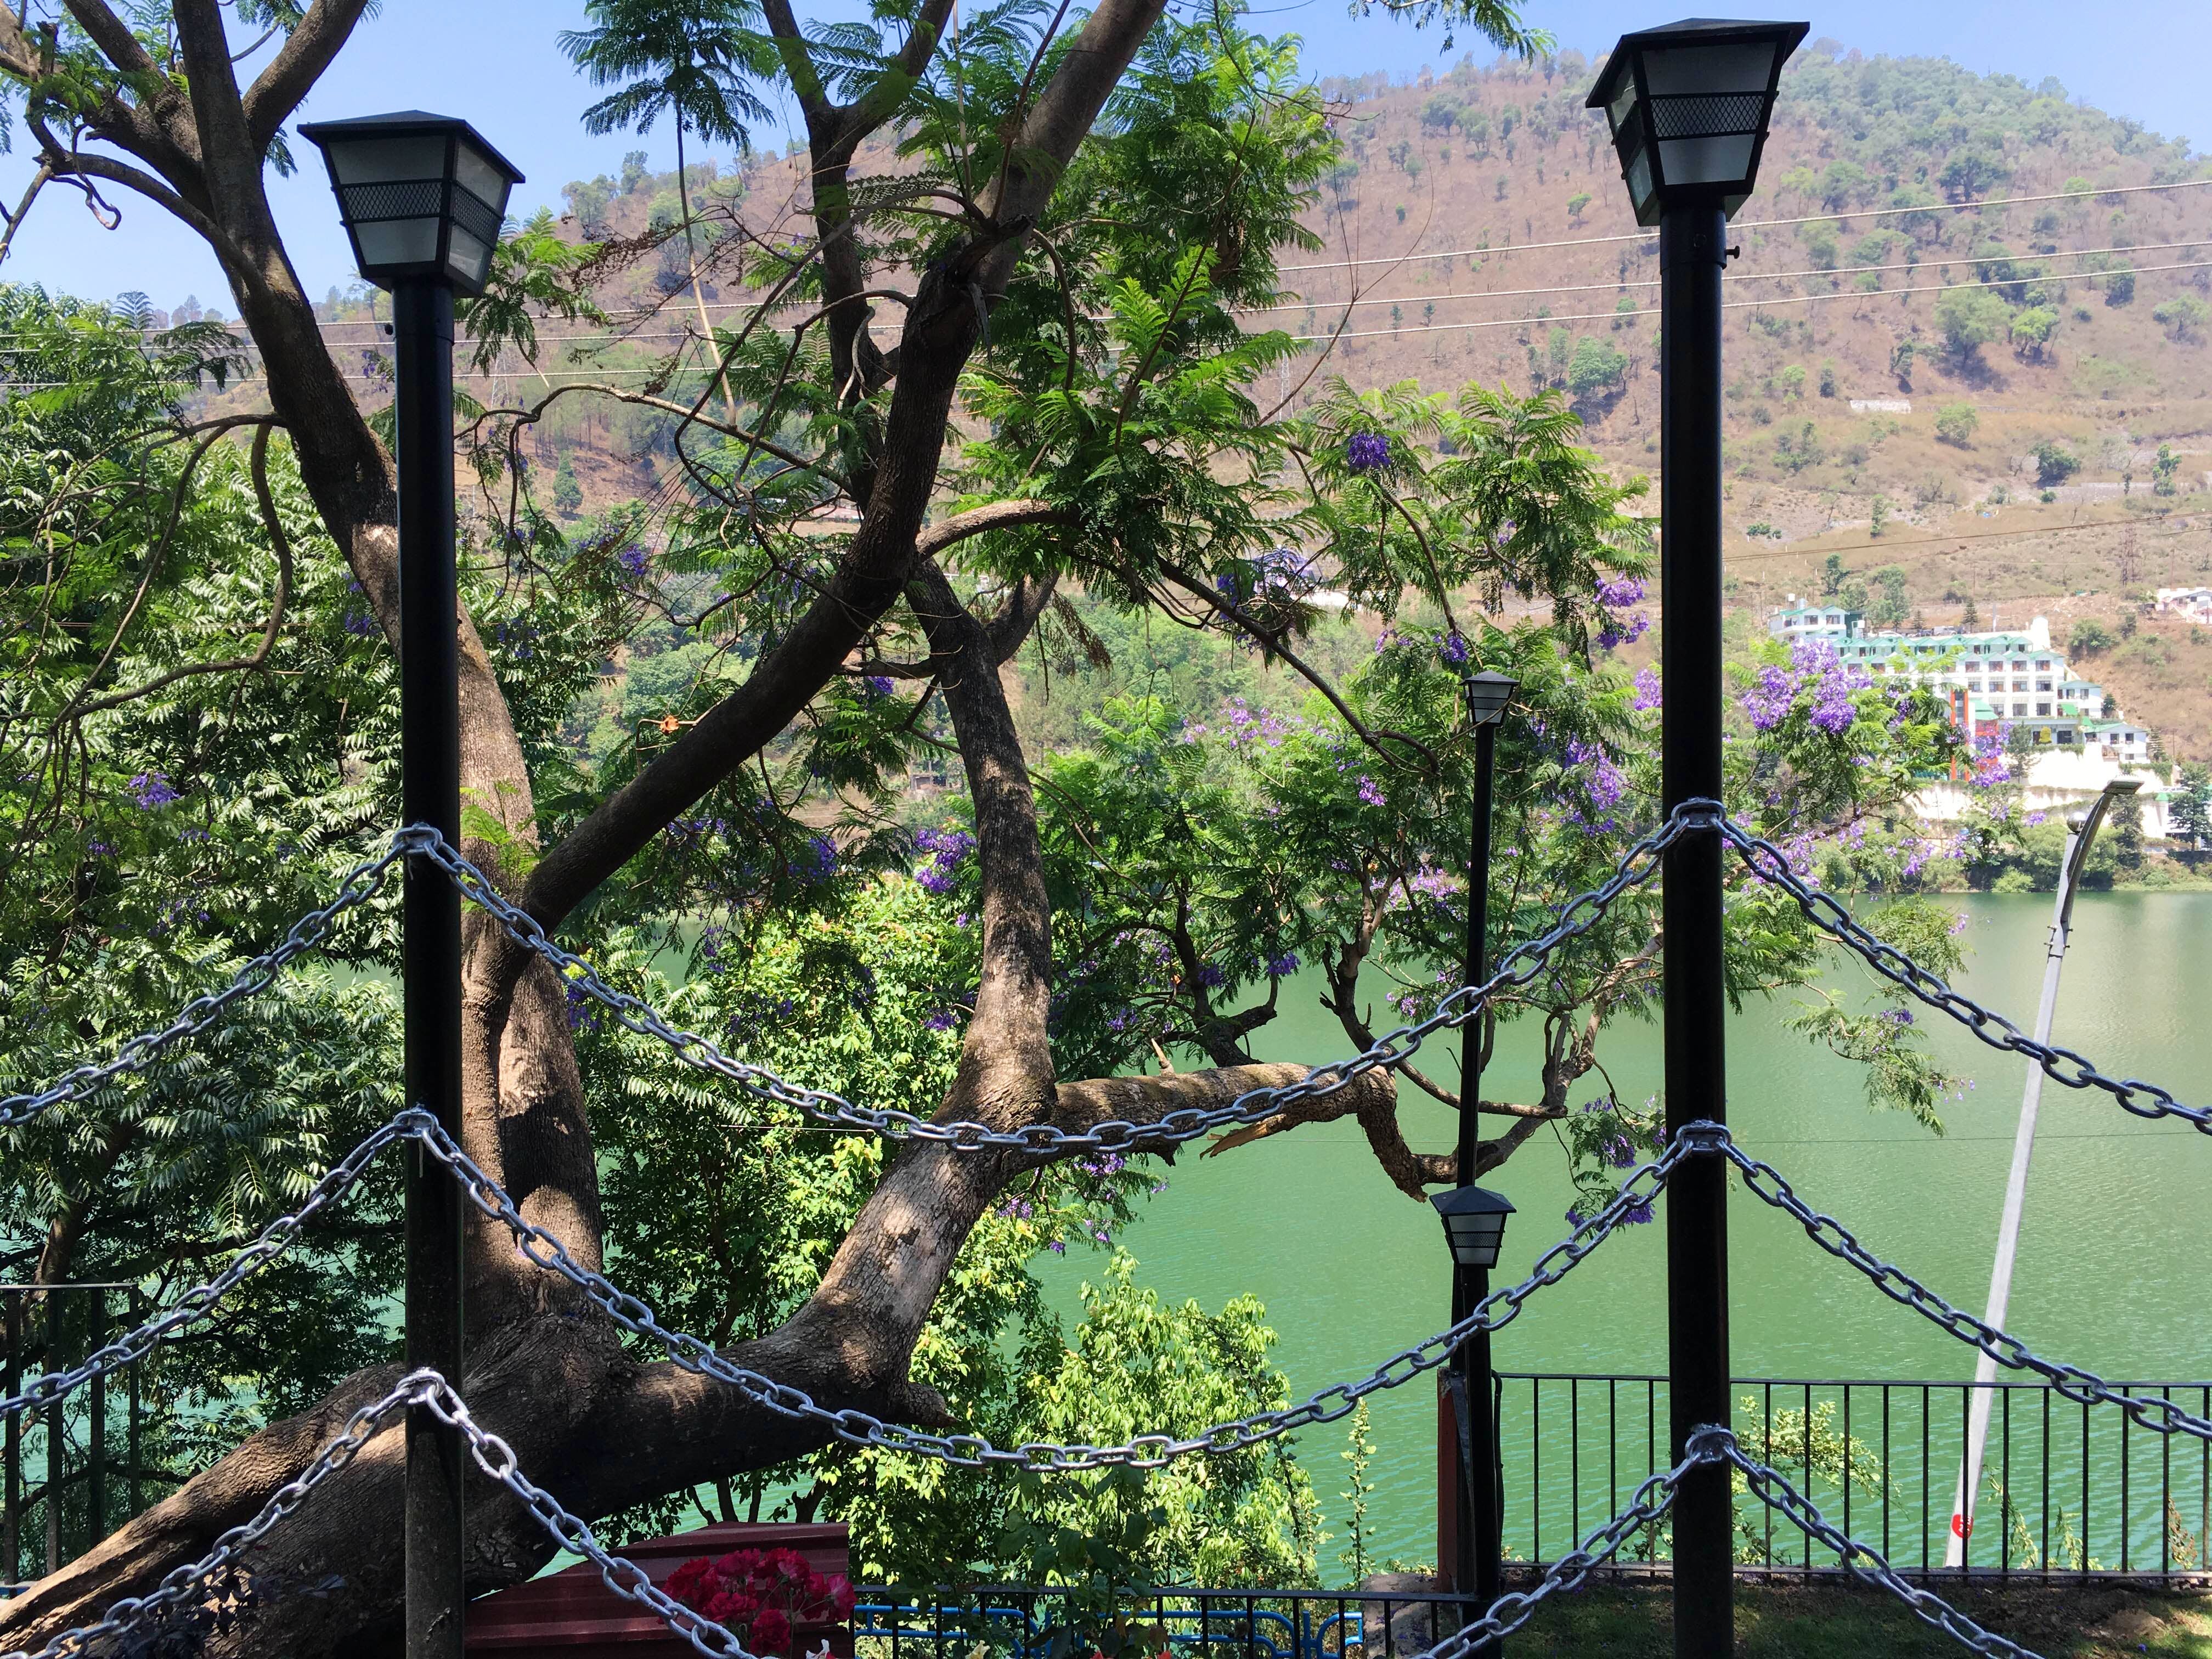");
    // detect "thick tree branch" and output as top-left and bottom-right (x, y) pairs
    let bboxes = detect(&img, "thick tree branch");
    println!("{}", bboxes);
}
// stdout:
(517, 499), (1063, 931)
(243, 0), (371, 154)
